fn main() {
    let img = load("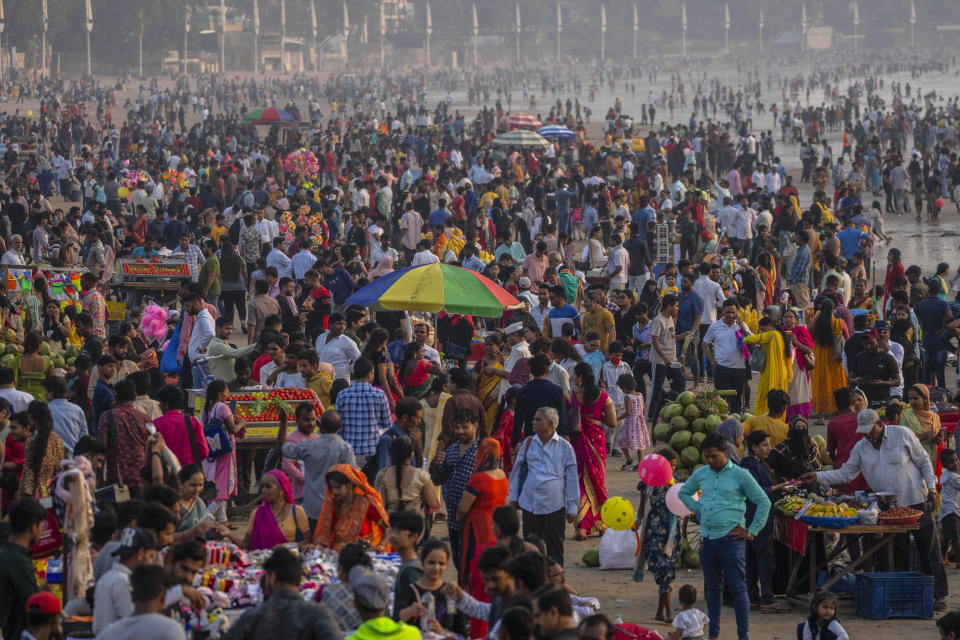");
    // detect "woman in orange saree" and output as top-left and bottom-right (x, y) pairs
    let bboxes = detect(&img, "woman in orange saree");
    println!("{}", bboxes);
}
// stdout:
(569, 362), (618, 540)
(313, 464), (391, 551)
